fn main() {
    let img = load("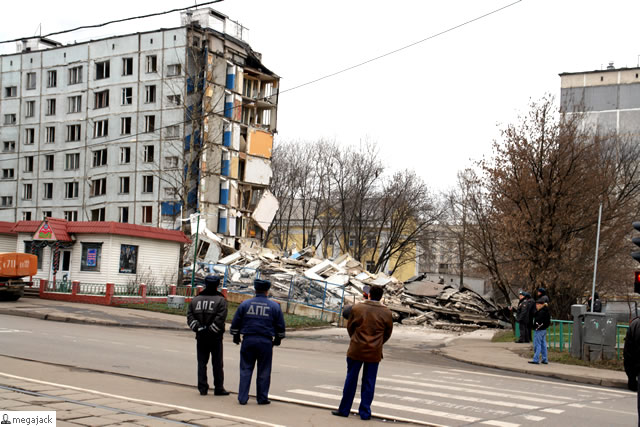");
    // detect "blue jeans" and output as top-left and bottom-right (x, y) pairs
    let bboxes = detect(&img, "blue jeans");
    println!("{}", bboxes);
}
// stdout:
(238, 335), (273, 404)
(533, 329), (548, 363)
(337, 357), (379, 419)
